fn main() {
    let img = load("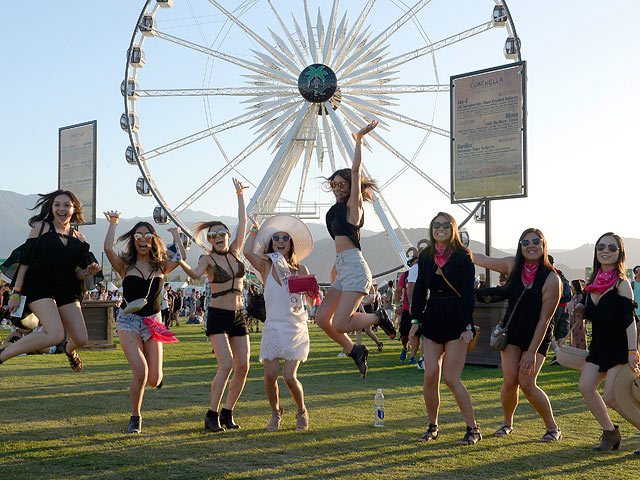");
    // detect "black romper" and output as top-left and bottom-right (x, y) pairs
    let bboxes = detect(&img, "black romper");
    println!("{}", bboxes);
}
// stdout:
(584, 287), (635, 372)
(503, 267), (555, 355)
(19, 222), (93, 307)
